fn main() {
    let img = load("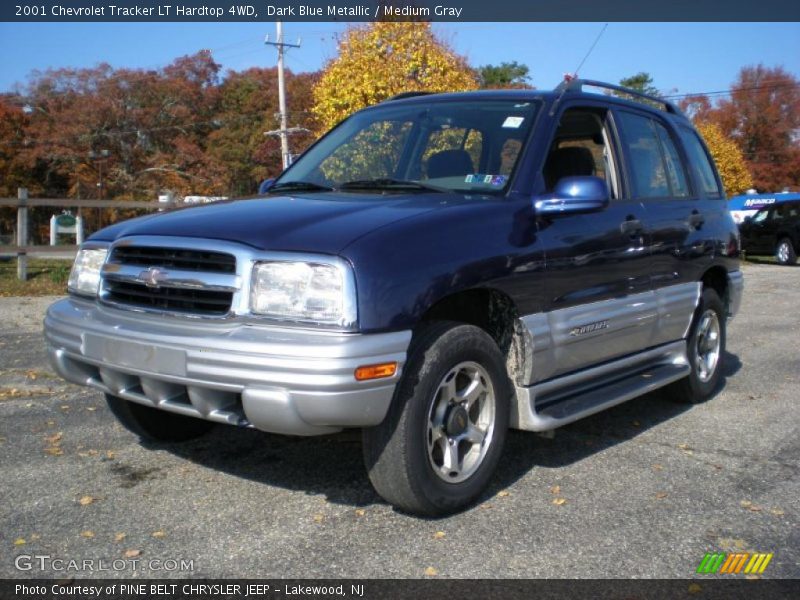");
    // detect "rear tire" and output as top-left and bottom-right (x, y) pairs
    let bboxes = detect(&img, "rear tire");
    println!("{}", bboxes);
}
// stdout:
(105, 394), (215, 442)
(666, 288), (726, 404)
(362, 322), (511, 516)
(775, 238), (797, 265)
